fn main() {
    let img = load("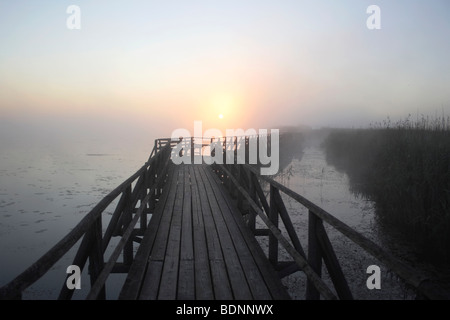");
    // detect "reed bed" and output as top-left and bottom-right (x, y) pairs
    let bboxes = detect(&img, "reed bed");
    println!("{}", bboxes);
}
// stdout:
(324, 116), (450, 264)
